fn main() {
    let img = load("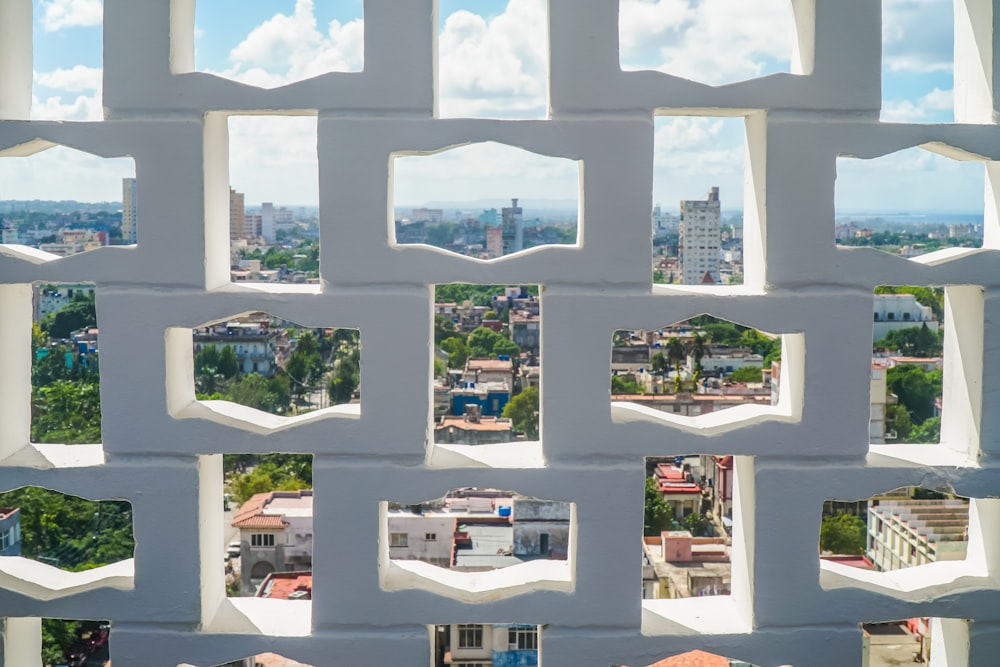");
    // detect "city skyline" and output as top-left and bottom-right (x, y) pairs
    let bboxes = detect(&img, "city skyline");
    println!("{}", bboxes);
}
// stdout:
(16, 0), (967, 209)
